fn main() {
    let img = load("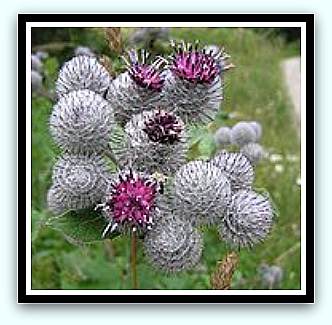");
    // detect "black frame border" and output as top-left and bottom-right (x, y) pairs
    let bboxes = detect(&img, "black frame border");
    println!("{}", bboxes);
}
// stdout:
(18, 13), (315, 304)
